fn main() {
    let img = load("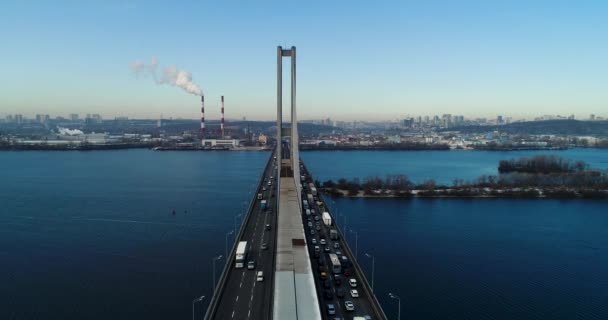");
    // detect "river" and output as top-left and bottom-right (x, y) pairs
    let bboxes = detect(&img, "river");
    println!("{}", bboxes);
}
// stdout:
(1, 149), (607, 319)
